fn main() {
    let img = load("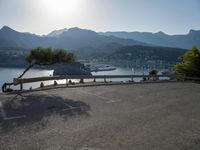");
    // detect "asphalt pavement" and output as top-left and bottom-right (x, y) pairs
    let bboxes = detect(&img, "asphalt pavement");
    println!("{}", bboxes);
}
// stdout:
(0, 82), (200, 150)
